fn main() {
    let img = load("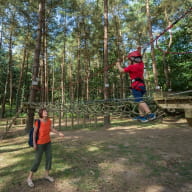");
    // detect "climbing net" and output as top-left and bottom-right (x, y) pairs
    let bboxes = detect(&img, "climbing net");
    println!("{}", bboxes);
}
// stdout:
(23, 96), (161, 118)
